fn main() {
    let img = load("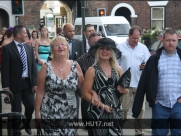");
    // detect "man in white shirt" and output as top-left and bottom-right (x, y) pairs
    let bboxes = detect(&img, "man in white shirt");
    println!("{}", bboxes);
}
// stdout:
(82, 24), (95, 53)
(117, 25), (150, 136)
